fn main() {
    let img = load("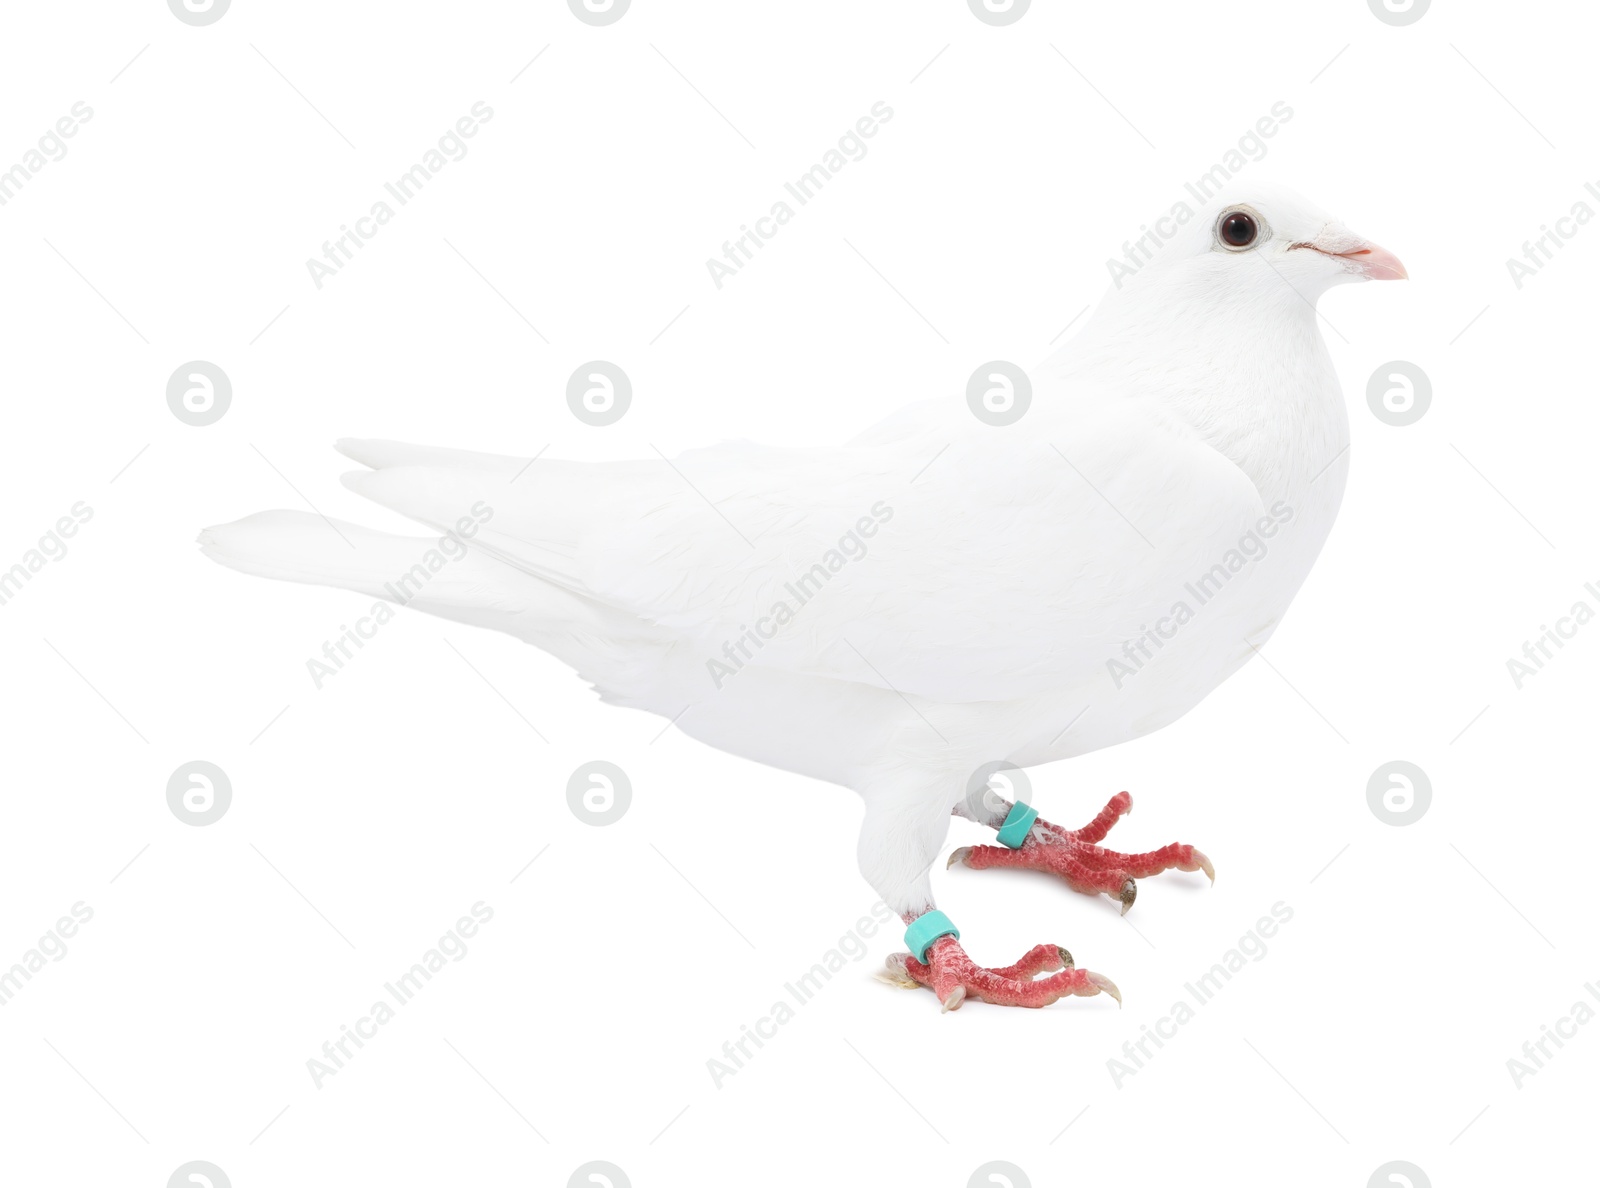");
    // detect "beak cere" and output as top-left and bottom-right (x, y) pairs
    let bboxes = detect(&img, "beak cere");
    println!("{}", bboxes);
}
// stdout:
(1293, 231), (1408, 280)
